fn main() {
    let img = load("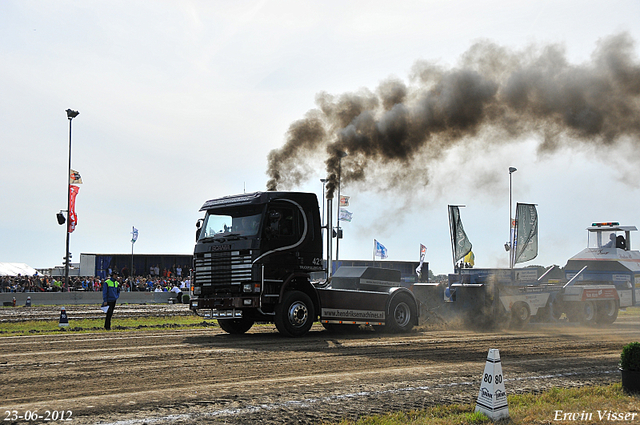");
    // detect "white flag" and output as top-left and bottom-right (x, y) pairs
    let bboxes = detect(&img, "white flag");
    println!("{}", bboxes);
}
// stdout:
(374, 239), (388, 259)
(339, 208), (353, 222)
(131, 226), (139, 243)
